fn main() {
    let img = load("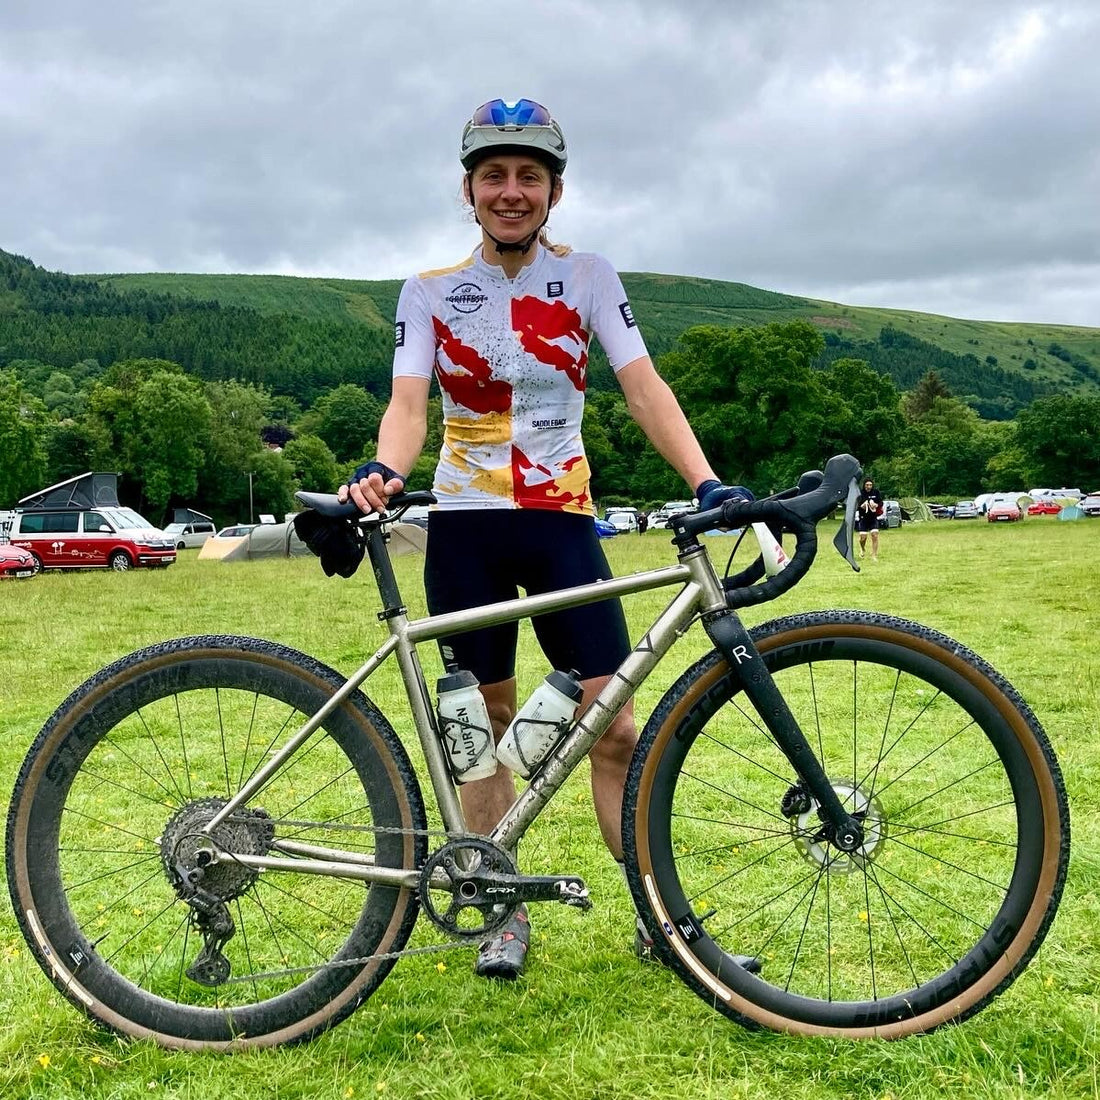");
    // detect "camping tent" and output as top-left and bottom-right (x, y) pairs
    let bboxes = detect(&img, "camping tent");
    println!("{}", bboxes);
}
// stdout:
(18, 471), (120, 510)
(1058, 505), (1084, 521)
(204, 518), (427, 562)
